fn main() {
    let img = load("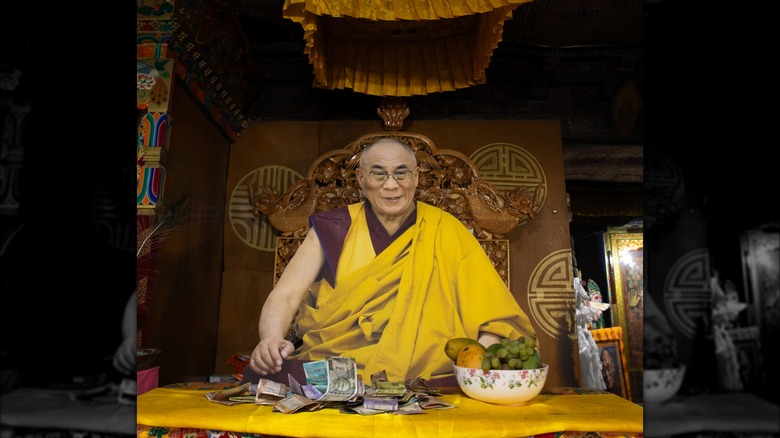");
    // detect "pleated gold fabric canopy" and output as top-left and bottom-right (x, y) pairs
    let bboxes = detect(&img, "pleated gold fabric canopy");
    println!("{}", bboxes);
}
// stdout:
(282, 0), (533, 96)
